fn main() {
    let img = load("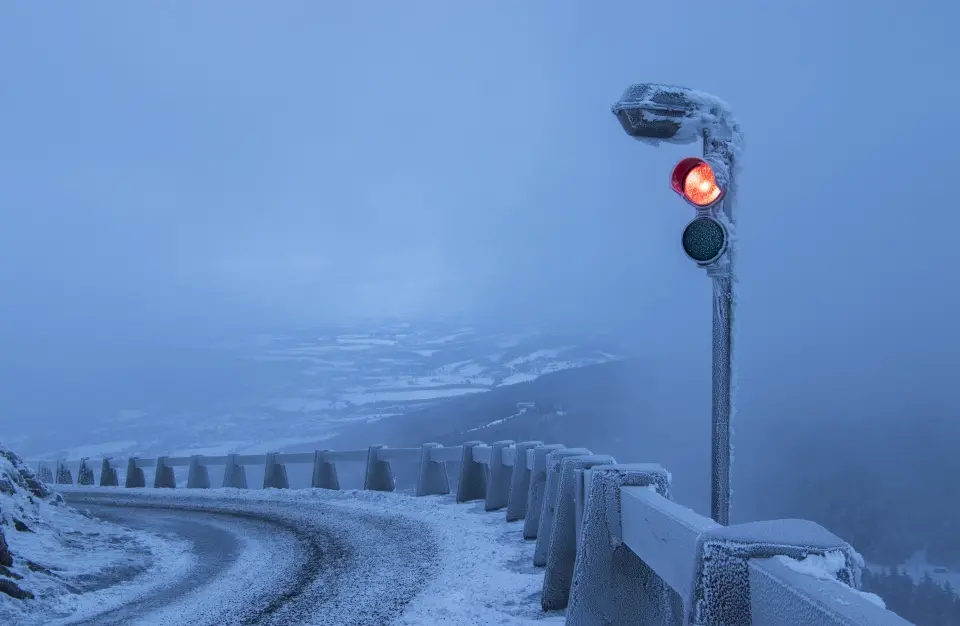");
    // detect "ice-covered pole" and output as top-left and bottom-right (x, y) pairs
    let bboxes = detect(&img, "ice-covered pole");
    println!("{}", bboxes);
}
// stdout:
(612, 83), (742, 525)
